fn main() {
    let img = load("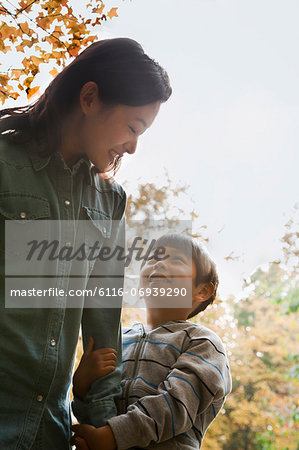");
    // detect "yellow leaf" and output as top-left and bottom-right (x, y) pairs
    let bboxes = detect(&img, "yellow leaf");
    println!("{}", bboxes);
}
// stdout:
(19, 22), (30, 35)
(16, 39), (34, 52)
(24, 76), (34, 88)
(27, 86), (40, 100)
(31, 55), (44, 66)
(107, 7), (118, 19)
(11, 69), (24, 78)
(0, 74), (9, 87)
(92, 5), (104, 14)
(49, 67), (58, 77)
